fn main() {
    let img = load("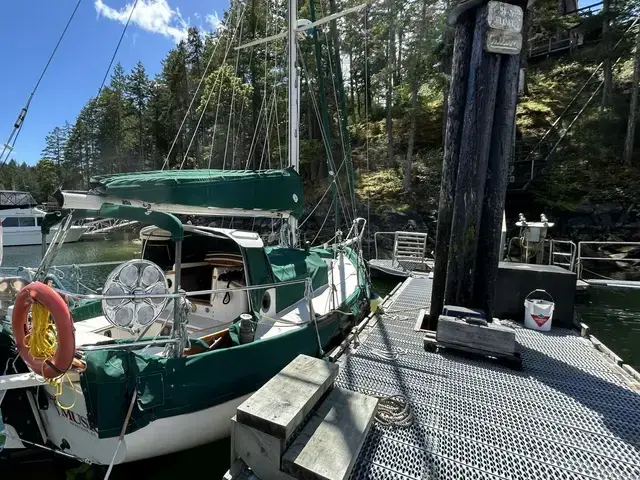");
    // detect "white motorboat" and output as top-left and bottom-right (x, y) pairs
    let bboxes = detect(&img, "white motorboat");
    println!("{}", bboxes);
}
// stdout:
(0, 191), (86, 246)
